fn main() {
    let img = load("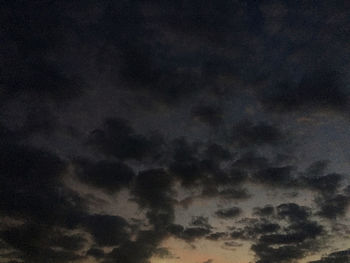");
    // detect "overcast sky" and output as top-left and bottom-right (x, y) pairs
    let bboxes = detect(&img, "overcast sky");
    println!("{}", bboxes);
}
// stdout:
(1, 1), (350, 263)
